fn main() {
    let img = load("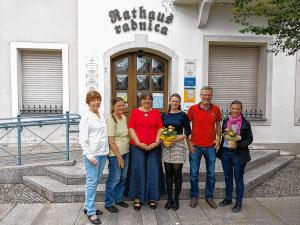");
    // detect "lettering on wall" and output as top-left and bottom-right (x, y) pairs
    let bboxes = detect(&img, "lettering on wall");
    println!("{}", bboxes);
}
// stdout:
(108, 6), (173, 35)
